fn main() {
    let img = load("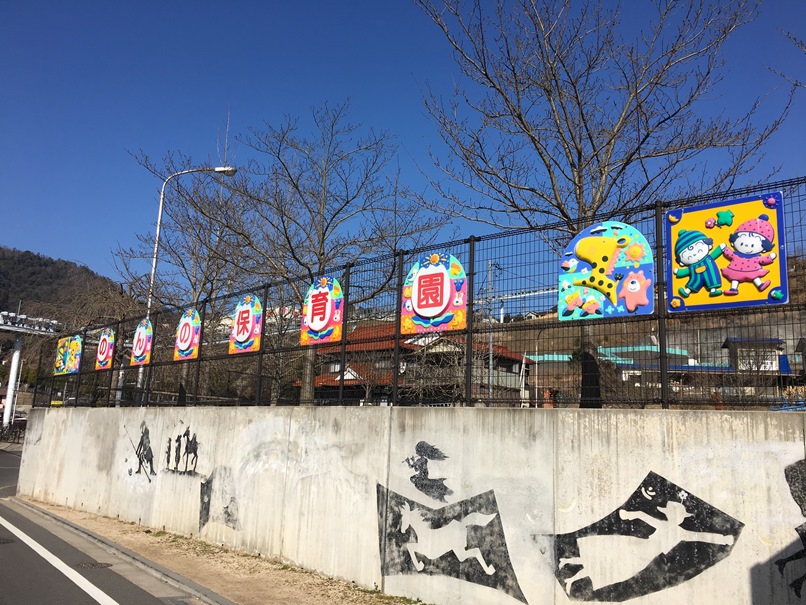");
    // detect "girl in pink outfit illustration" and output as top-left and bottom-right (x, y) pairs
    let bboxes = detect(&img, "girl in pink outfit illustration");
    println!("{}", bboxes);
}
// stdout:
(721, 214), (777, 295)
